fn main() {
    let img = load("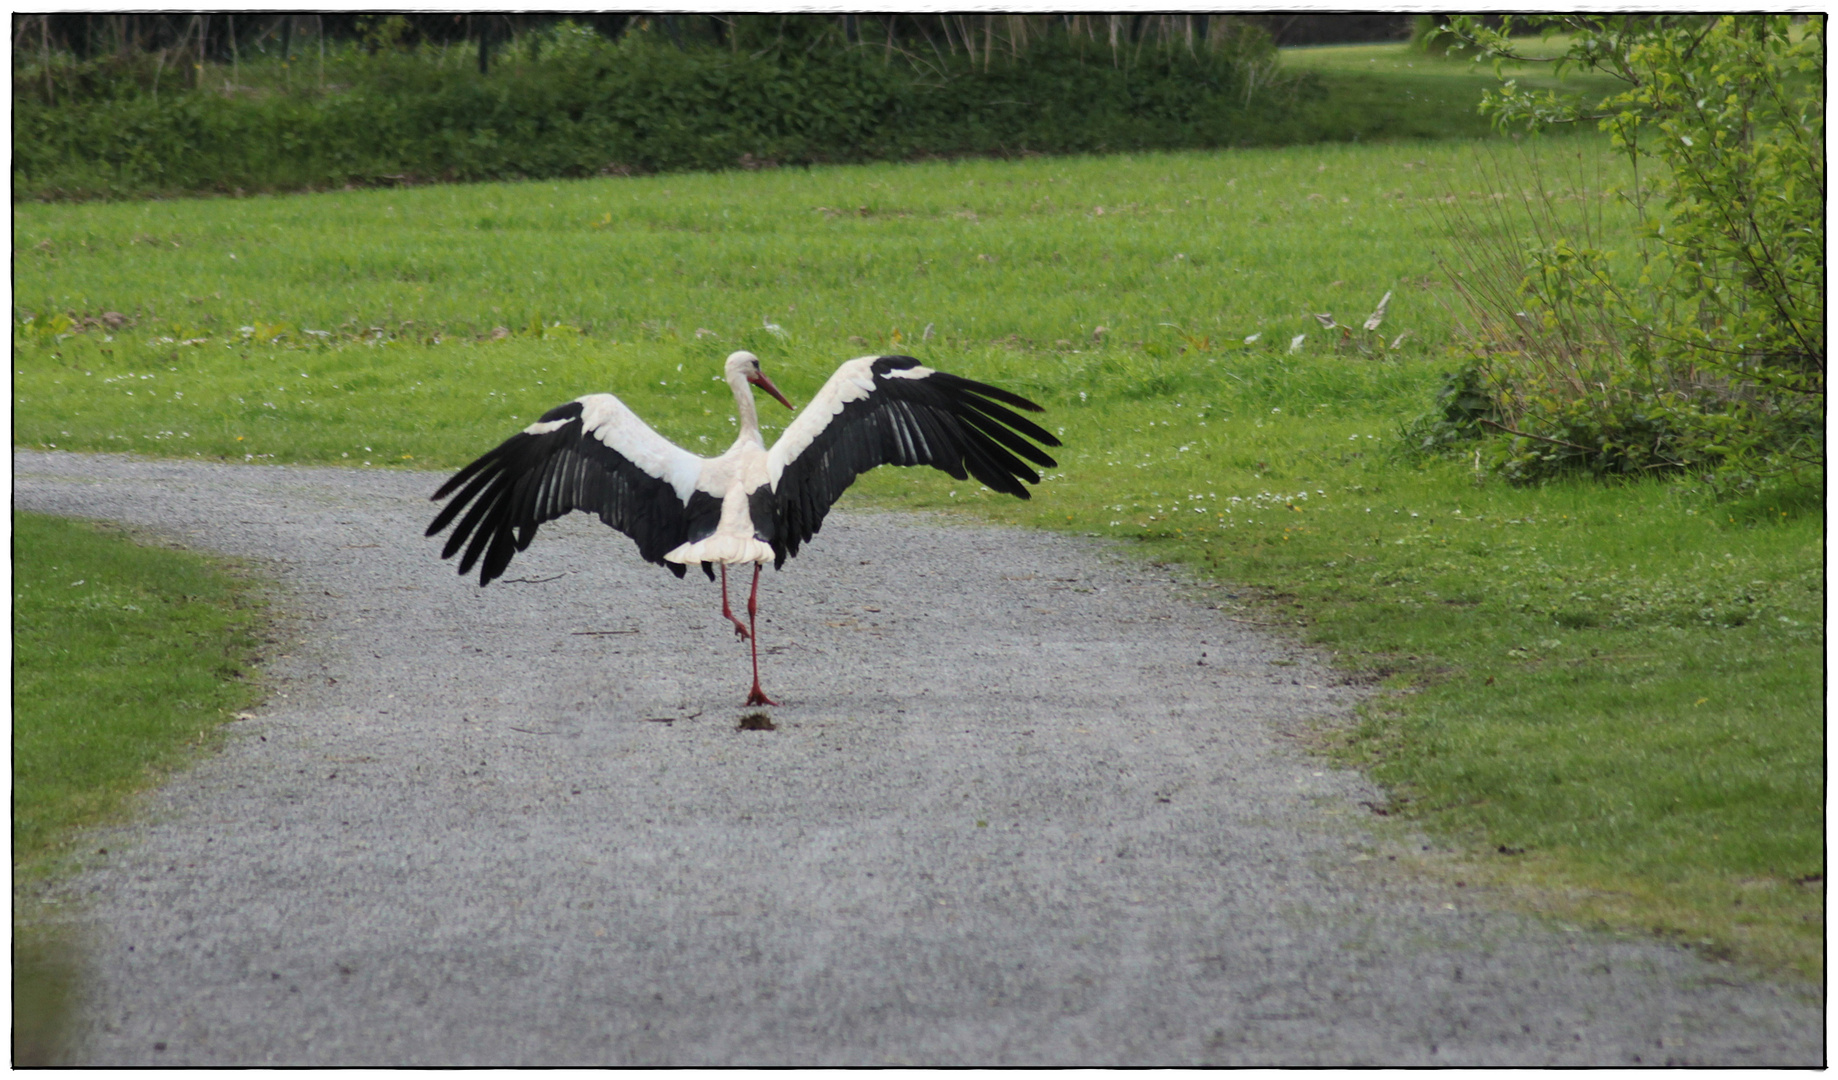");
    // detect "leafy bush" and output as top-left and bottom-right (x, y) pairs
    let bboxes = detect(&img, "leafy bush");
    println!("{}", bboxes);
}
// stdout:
(1399, 360), (1498, 455)
(1429, 14), (1824, 494)
(14, 23), (1319, 199)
